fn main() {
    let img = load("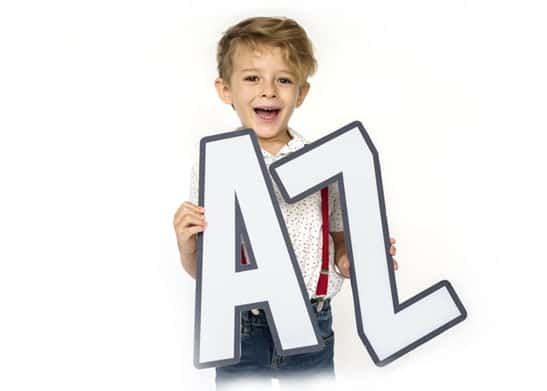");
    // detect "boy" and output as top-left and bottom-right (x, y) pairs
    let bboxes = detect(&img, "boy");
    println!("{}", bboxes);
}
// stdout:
(173, 16), (398, 388)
